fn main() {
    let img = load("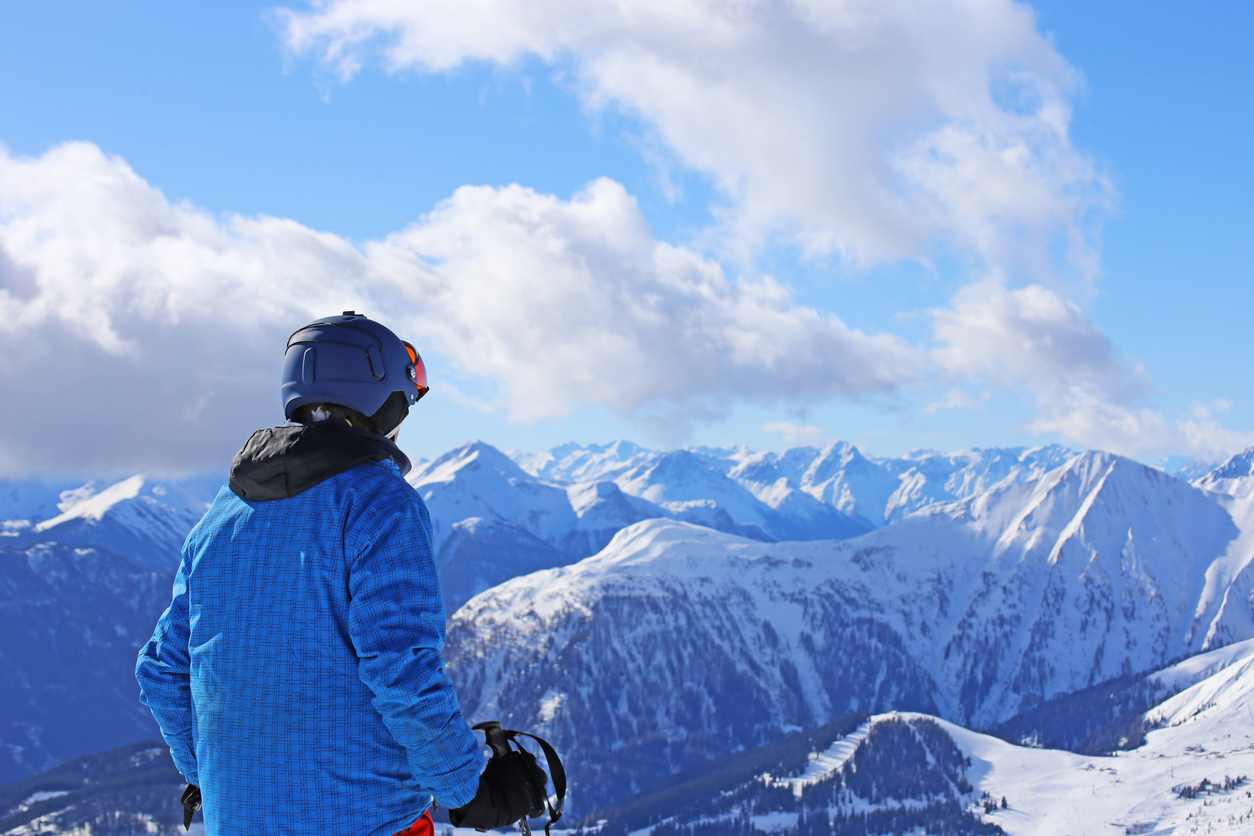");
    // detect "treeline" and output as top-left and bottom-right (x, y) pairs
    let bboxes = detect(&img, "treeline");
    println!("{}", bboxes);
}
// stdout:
(795, 717), (972, 809)
(788, 718), (1000, 835)
(988, 671), (1165, 754)
(587, 712), (868, 834)
(1175, 775), (1247, 800)
(0, 739), (187, 835)
(585, 716), (1005, 836)
(819, 800), (1003, 836)
(613, 799), (1003, 836)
